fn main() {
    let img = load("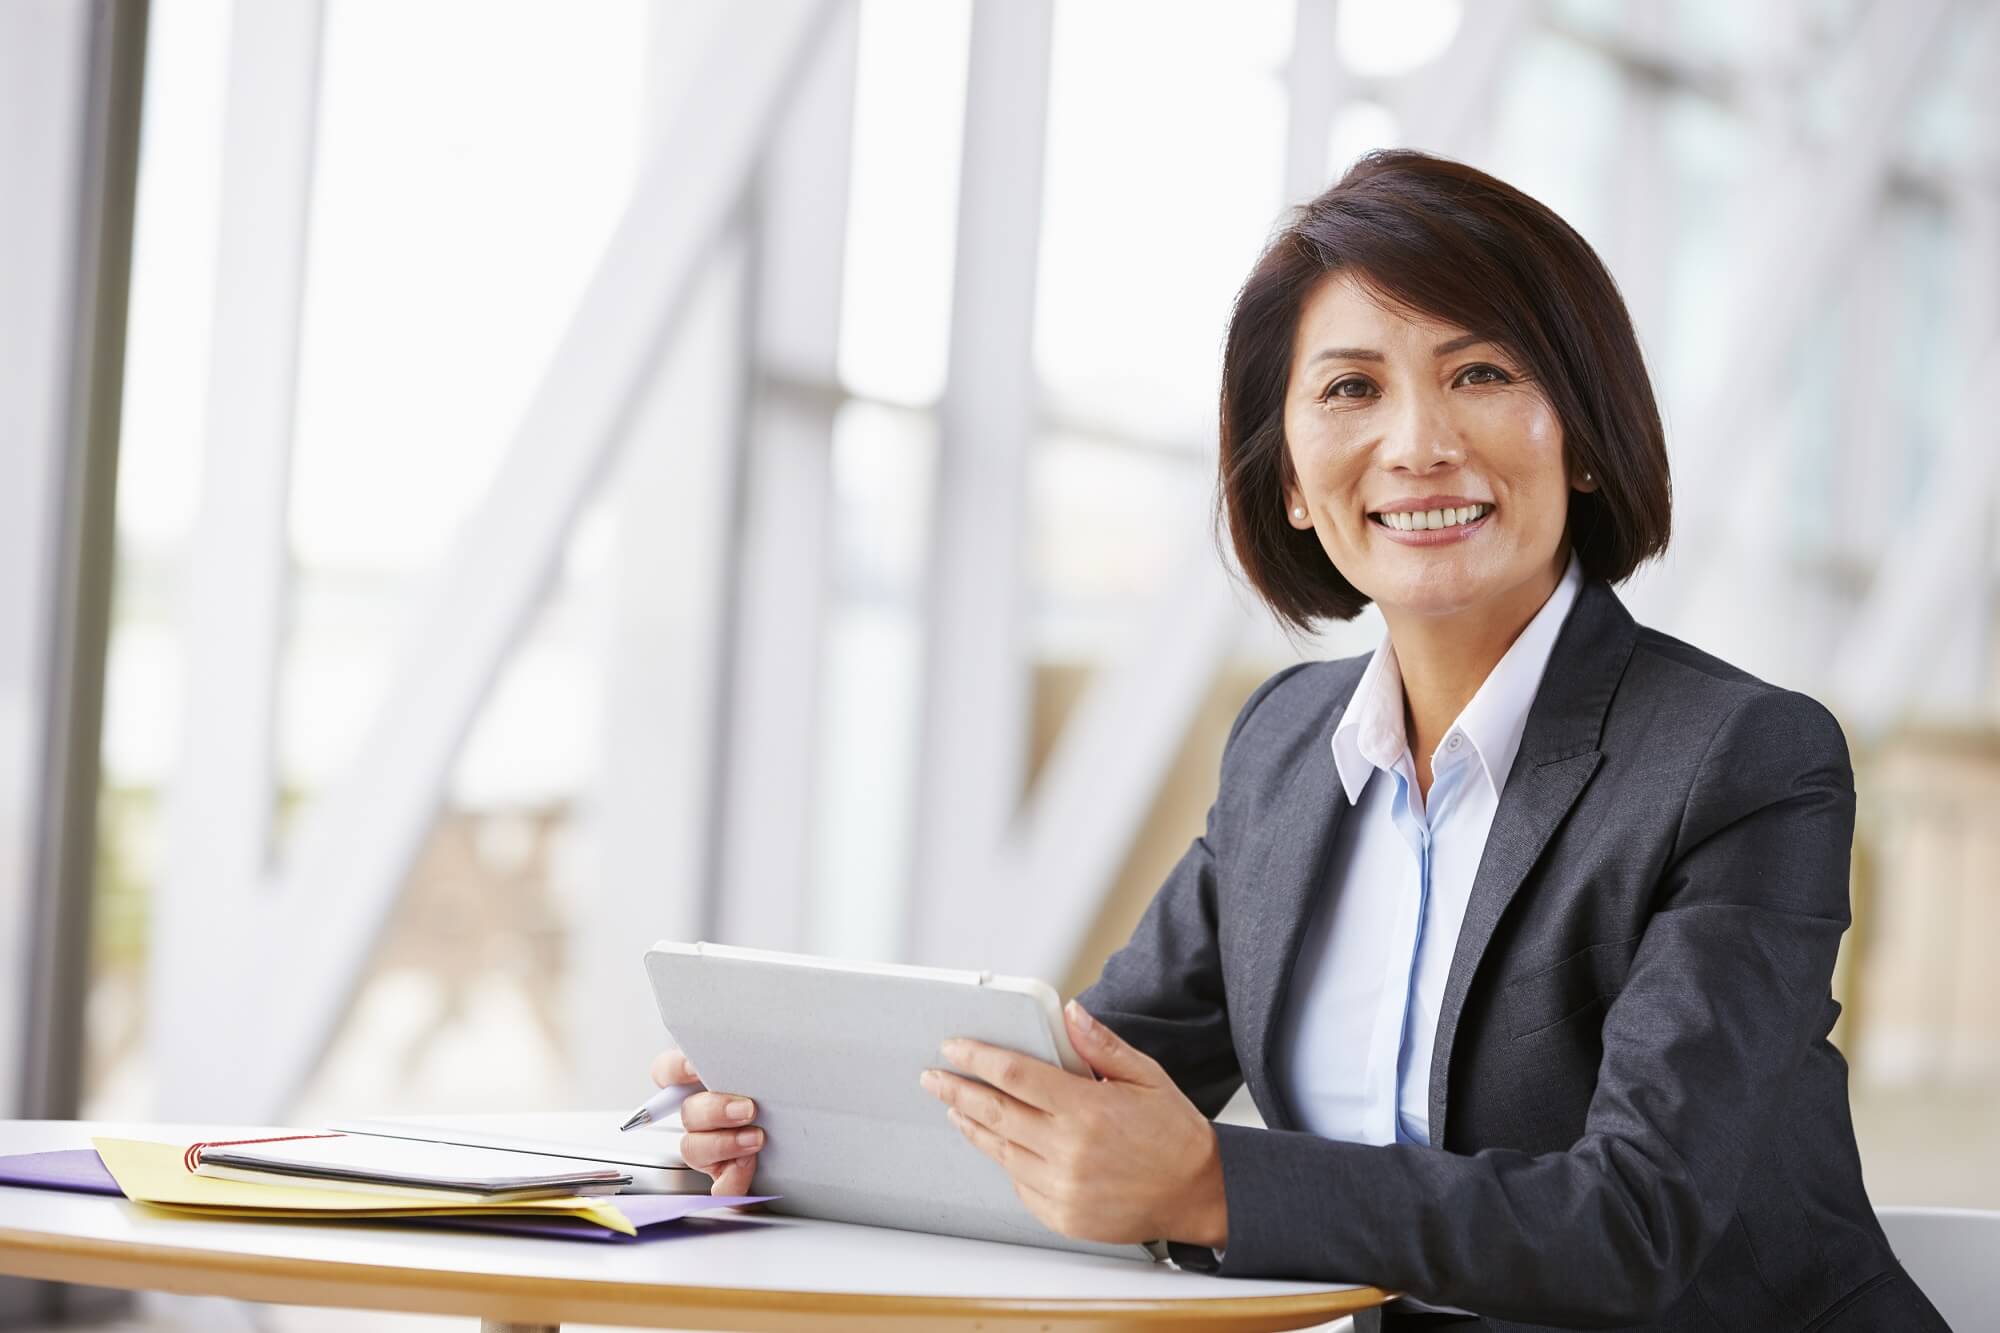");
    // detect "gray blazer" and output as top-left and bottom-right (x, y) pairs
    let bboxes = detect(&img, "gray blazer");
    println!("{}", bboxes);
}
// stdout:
(1076, 576), (1949, 1332)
